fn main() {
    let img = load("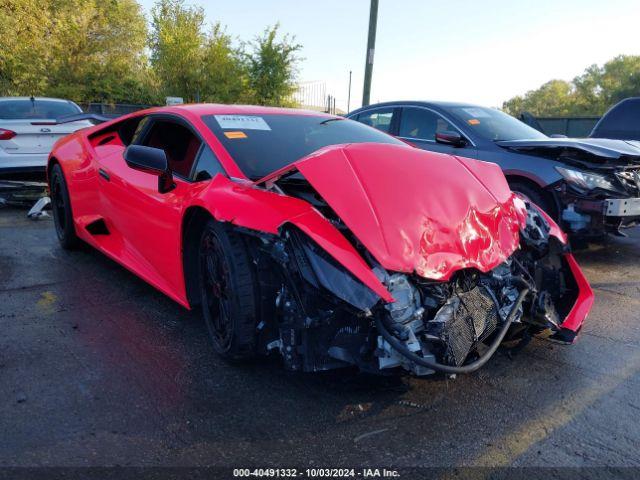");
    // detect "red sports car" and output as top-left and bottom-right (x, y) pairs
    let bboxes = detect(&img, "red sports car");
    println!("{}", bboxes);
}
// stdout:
(47, 104), (593, 376)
